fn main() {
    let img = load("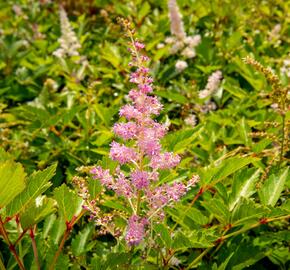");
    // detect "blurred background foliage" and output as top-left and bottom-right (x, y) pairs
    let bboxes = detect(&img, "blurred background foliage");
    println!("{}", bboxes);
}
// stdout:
(0, 0), (289, 269)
